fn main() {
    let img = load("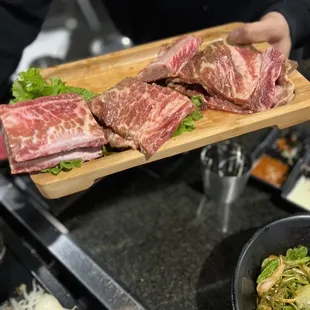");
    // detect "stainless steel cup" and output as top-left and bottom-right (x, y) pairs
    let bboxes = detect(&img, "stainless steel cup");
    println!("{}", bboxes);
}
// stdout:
(201, 141), (253, 204)
(200, 141), (253, 233)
